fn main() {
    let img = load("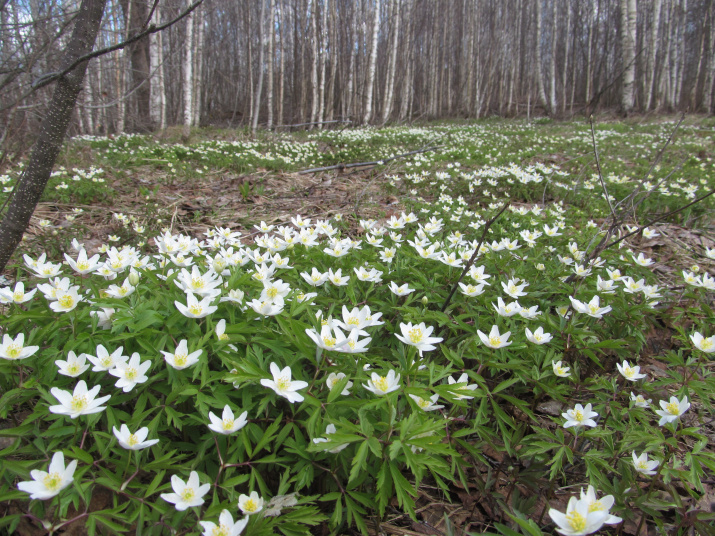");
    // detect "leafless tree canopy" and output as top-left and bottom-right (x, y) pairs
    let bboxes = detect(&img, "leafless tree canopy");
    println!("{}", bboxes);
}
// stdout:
(2, 0), (714, 149)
